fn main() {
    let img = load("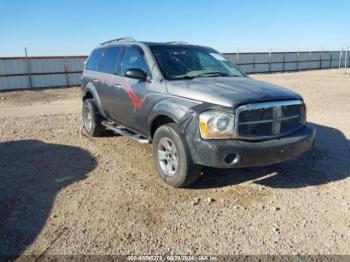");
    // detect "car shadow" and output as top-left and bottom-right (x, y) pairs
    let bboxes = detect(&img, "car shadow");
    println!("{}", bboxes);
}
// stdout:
(0, 140), (96, 259)
(193, 123), (350, 189)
